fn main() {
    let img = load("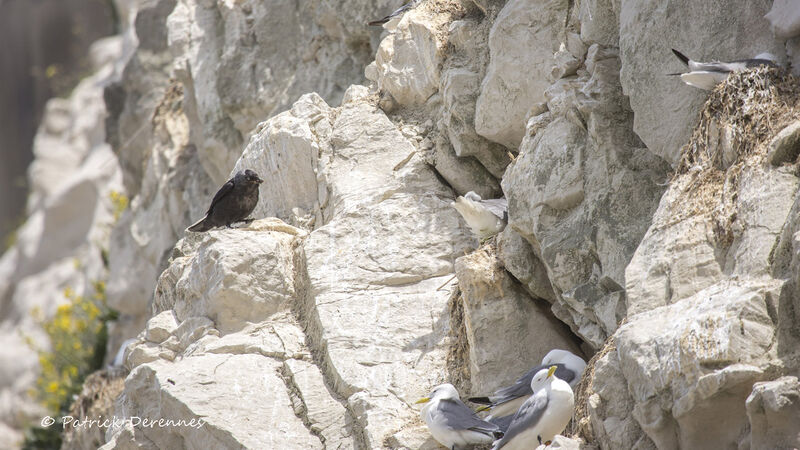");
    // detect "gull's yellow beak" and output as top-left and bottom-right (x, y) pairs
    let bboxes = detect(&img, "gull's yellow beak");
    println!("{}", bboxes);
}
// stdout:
(415, 397), (430, 404)
(547, 365), (558, 378)
(475, 405), (491, 413)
